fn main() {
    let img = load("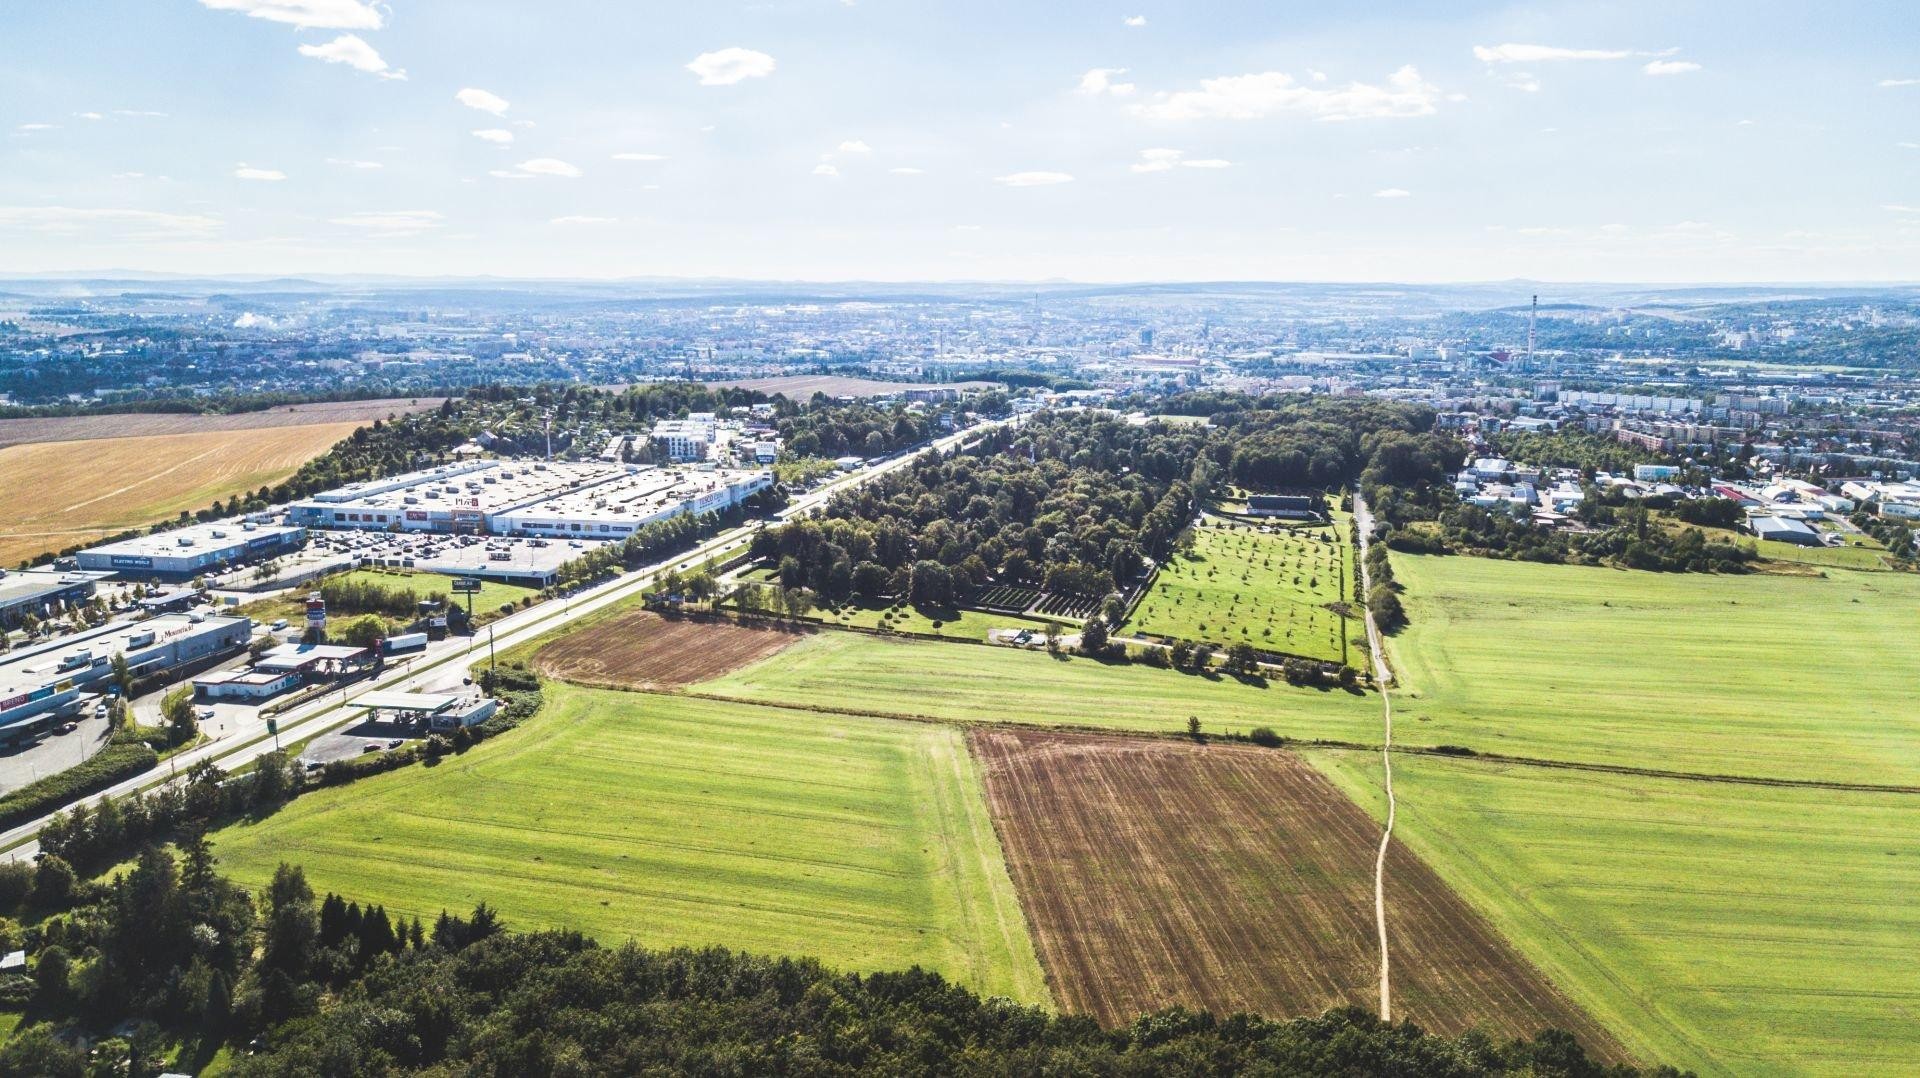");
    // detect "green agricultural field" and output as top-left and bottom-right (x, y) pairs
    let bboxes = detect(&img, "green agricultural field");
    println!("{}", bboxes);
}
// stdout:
(1130, 520), (1355, 665)
(1385, 554), (1920, 786)
(700, 631), (1377, 741)
(211, 683), (1049, 1005)
(1655, 517), (1895, 571)
(1313, 750), (1920, 1076)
